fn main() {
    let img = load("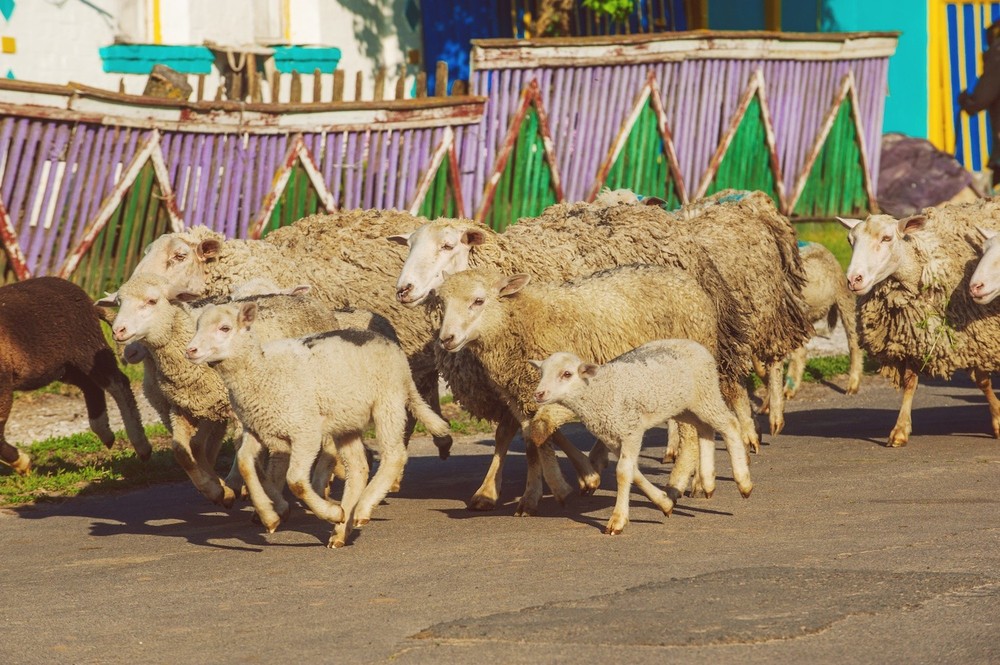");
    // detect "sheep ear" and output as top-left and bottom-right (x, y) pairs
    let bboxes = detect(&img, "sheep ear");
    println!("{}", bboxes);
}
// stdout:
(95, 291), (118, 307)
(197, 238), (222, 260)
(526, 359), (543, 370)
(174, 291), (201, 303)
(386, 232), (411, 246)
(238, 302), (258, 328)
(977, 225), (998, 240)
(579, 363), (600, 380)
(836, 216), (863, 229)
(498, 273), (531, 297)
(284, 284), (311, 296)
(462, 228), (488, 247)
(898, 214), (928, 235)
